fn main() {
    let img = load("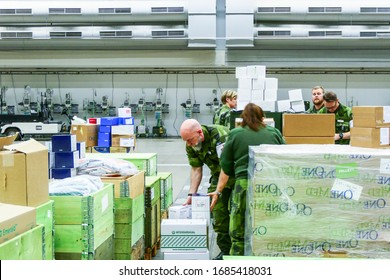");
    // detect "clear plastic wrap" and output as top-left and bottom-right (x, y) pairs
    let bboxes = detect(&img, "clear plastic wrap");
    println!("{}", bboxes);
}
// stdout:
(246, 144), (390, 258)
